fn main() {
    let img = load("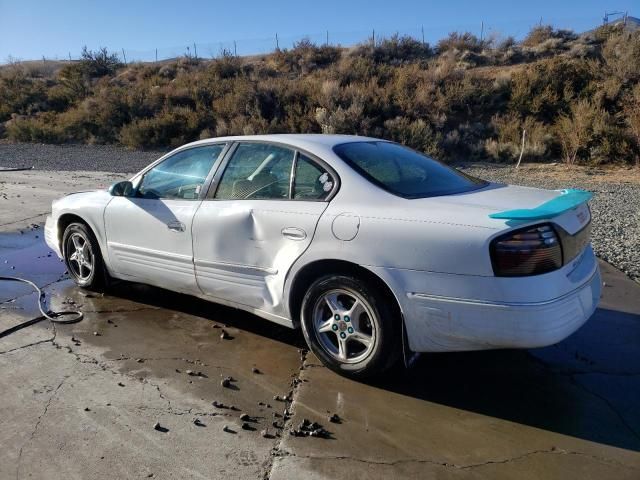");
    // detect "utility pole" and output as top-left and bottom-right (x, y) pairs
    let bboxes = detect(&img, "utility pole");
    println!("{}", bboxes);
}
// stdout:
(372, 29), (375, 47)
(68, 52), (72, 62)
(275, 33), (279, 50)
(193, 42), (197, 59)
(421, 25), (425, 46)
(326, 30), (329, 46)
(234, 40), (237, 56)
(121, 48), (127, 64)
(155, 48), (158, 62)
(480, 21), (484, 42)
